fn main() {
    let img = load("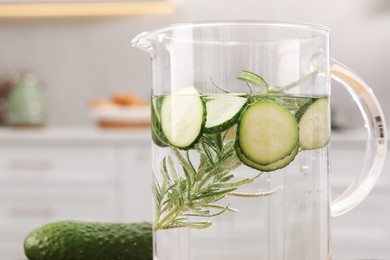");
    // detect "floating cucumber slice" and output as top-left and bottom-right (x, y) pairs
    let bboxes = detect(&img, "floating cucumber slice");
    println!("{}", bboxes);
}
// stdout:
(151, 97), (169, 147)
(237, 99), (299, 165)
(236, 143), (298, 172)
(204, 94), (247, 134)
(160, 86), (206, 149)
(297, 97), (330, 150)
